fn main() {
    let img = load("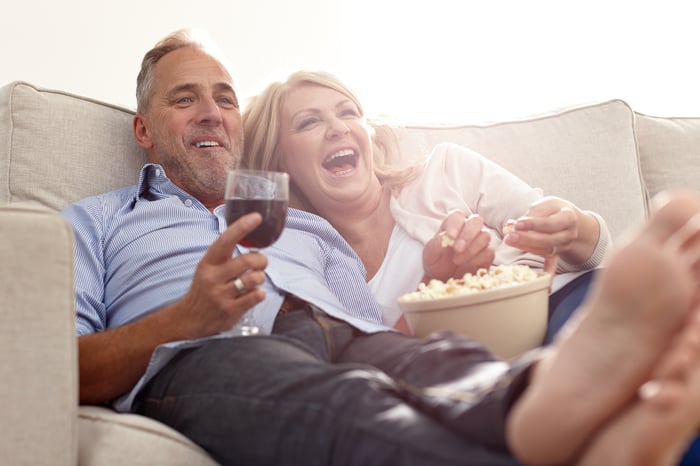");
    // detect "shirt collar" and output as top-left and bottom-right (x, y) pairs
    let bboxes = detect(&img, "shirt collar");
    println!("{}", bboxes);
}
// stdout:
(134, 163), (202, 202)
(133, 163), (212, 212)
